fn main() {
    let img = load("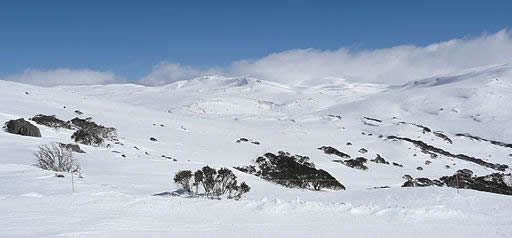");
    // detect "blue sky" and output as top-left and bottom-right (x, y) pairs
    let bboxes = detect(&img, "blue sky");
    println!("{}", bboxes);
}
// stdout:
(0, 0), (511, 85)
